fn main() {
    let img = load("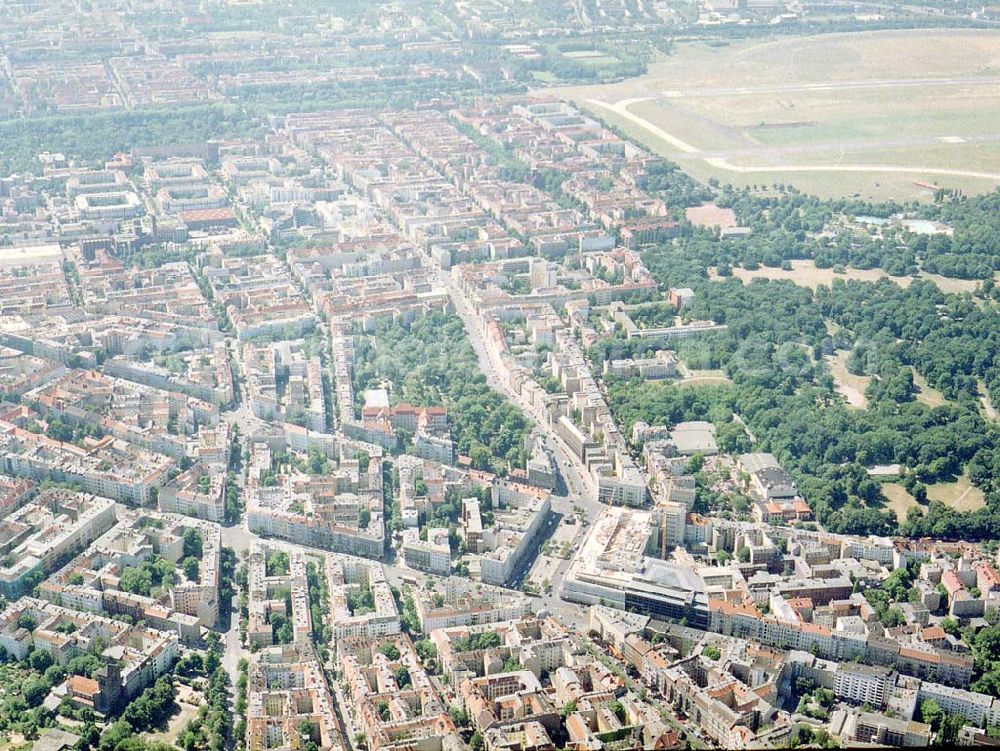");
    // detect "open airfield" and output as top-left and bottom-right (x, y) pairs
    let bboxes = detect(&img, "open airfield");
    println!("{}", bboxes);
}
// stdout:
(546, 30), (1000, 200)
